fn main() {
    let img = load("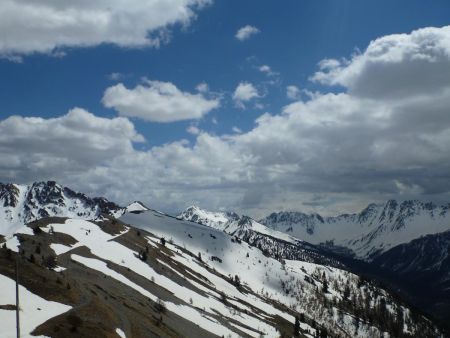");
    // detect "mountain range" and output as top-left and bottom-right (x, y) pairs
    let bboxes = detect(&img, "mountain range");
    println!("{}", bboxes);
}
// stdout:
(178, 203), (450, 332)
(0, 181), (448, 337)
(259, 200), (450, 260)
